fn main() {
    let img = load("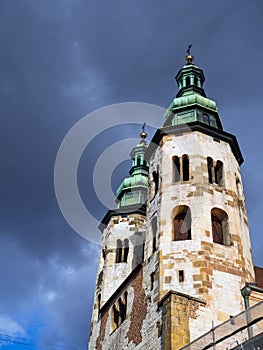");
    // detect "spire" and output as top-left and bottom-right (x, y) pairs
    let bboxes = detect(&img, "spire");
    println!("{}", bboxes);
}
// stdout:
(175, 46), (206, 98)
(163, 48), (223, 130)
(115, 126), (149, 209)
(185, 44), (194, 65)
(140, 122), (147, 141)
